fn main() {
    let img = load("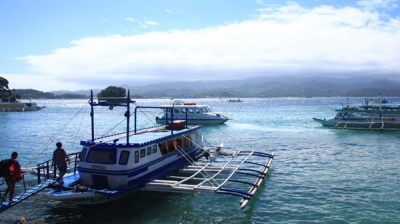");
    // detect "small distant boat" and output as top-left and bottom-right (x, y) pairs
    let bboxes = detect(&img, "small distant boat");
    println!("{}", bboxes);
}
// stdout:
(156, 99), (229, 125)
(228, 99), (243, 102)
(0, 99), (45, 112)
